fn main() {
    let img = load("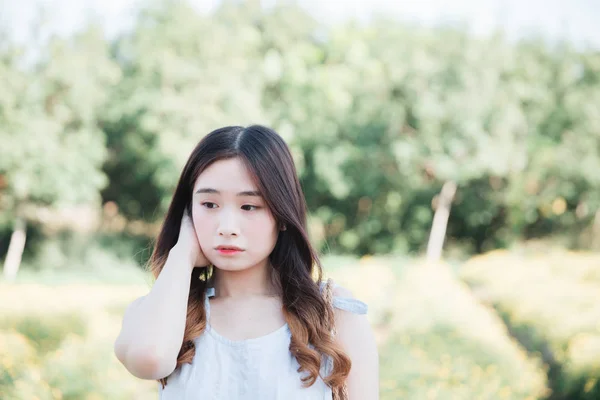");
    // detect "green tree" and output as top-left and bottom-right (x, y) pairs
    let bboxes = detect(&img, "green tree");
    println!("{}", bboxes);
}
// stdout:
(102, 0), (268, 220)
(0, 26), (119, 279)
